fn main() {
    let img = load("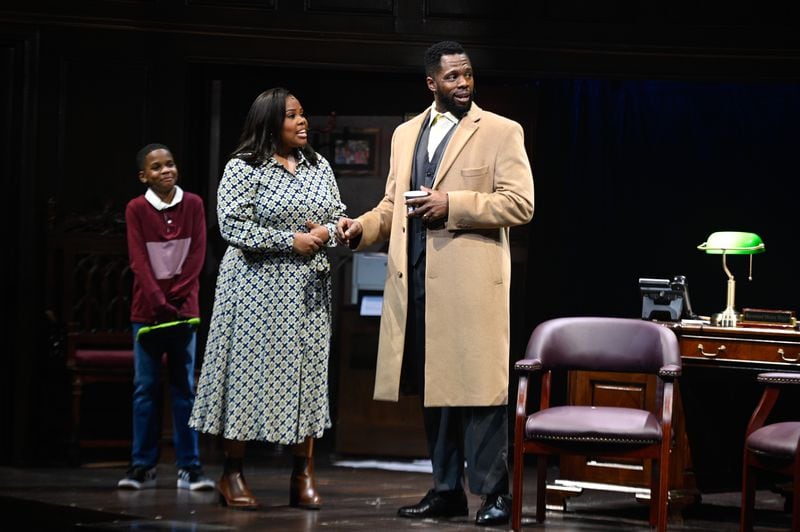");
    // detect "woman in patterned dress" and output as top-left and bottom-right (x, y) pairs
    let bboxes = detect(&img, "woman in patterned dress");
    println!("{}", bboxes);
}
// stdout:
(189, 88), (345, 510)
